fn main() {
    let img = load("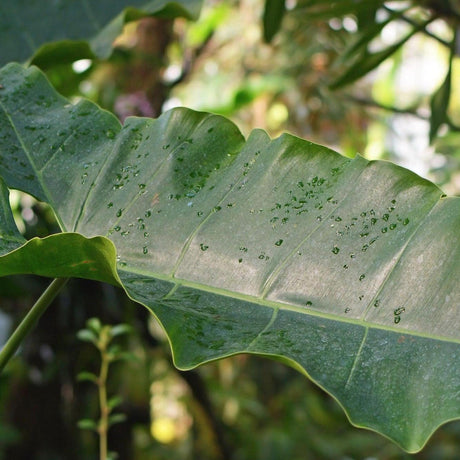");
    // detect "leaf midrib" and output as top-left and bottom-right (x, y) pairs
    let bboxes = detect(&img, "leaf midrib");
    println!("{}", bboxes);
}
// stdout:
(117, 266), (460, 345)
